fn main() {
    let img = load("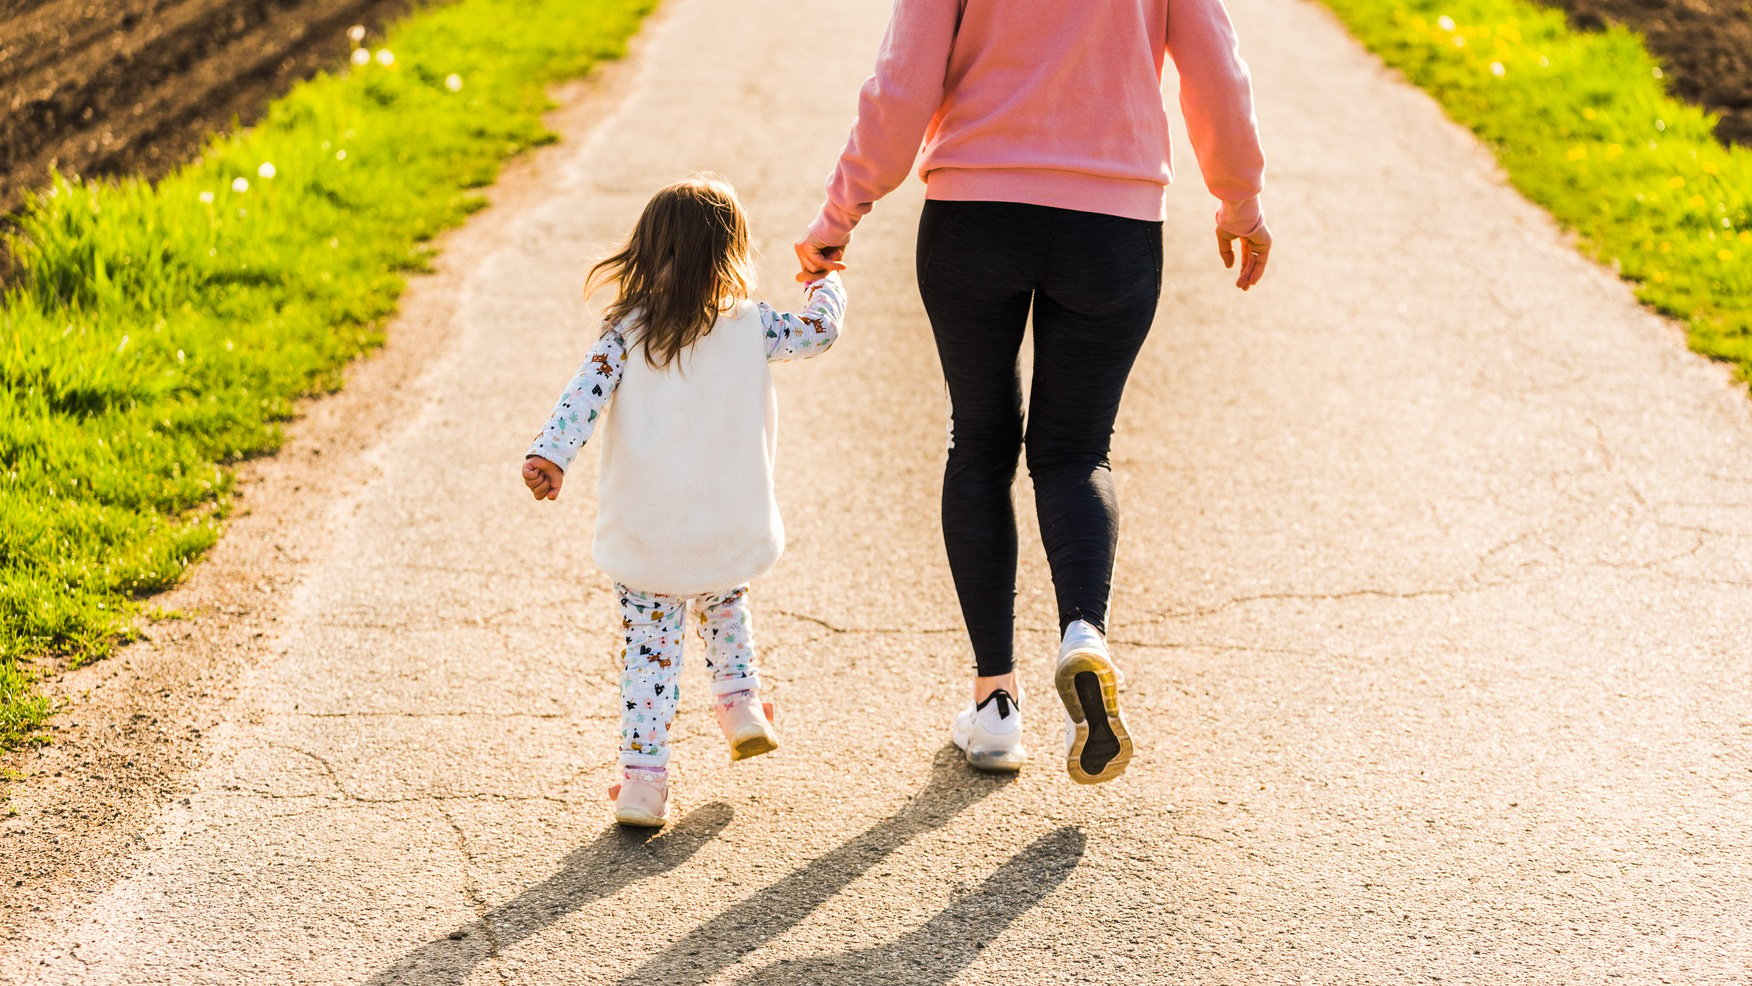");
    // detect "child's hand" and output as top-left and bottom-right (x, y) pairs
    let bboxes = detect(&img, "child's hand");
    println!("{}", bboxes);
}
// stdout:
(522, 455), (564, 500)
